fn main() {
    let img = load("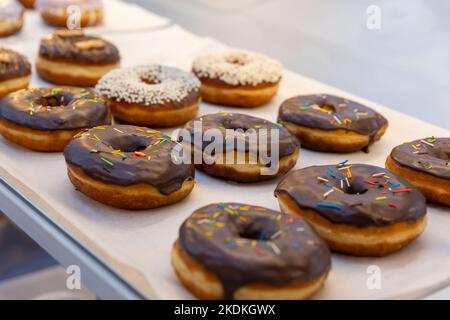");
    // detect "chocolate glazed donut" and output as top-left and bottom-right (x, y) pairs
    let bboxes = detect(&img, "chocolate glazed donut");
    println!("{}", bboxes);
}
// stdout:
(0, 87), (111, 151)
(0, 48), (31, 97)
(278, 94), (388, 153)
(386, 137), (450, 206)
(183, 112), (300, 182)
(64, 125), (195, 210)
(37, 29), (120, 86)
(275, 163), (427, 256)
(172, 203), (331, 300)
